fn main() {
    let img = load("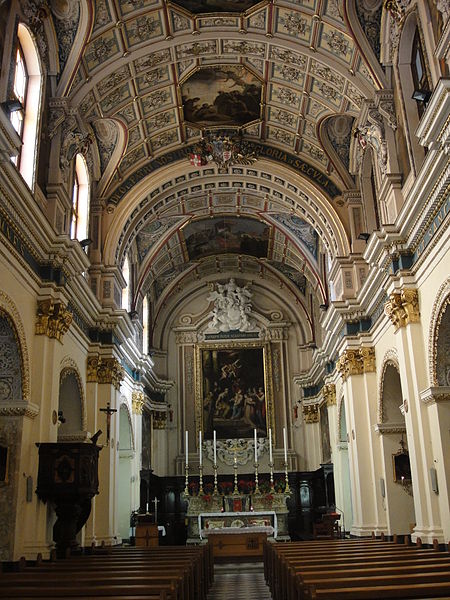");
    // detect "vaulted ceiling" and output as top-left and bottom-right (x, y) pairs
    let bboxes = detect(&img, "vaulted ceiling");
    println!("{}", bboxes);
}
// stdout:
(53, 0), (383, 309)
